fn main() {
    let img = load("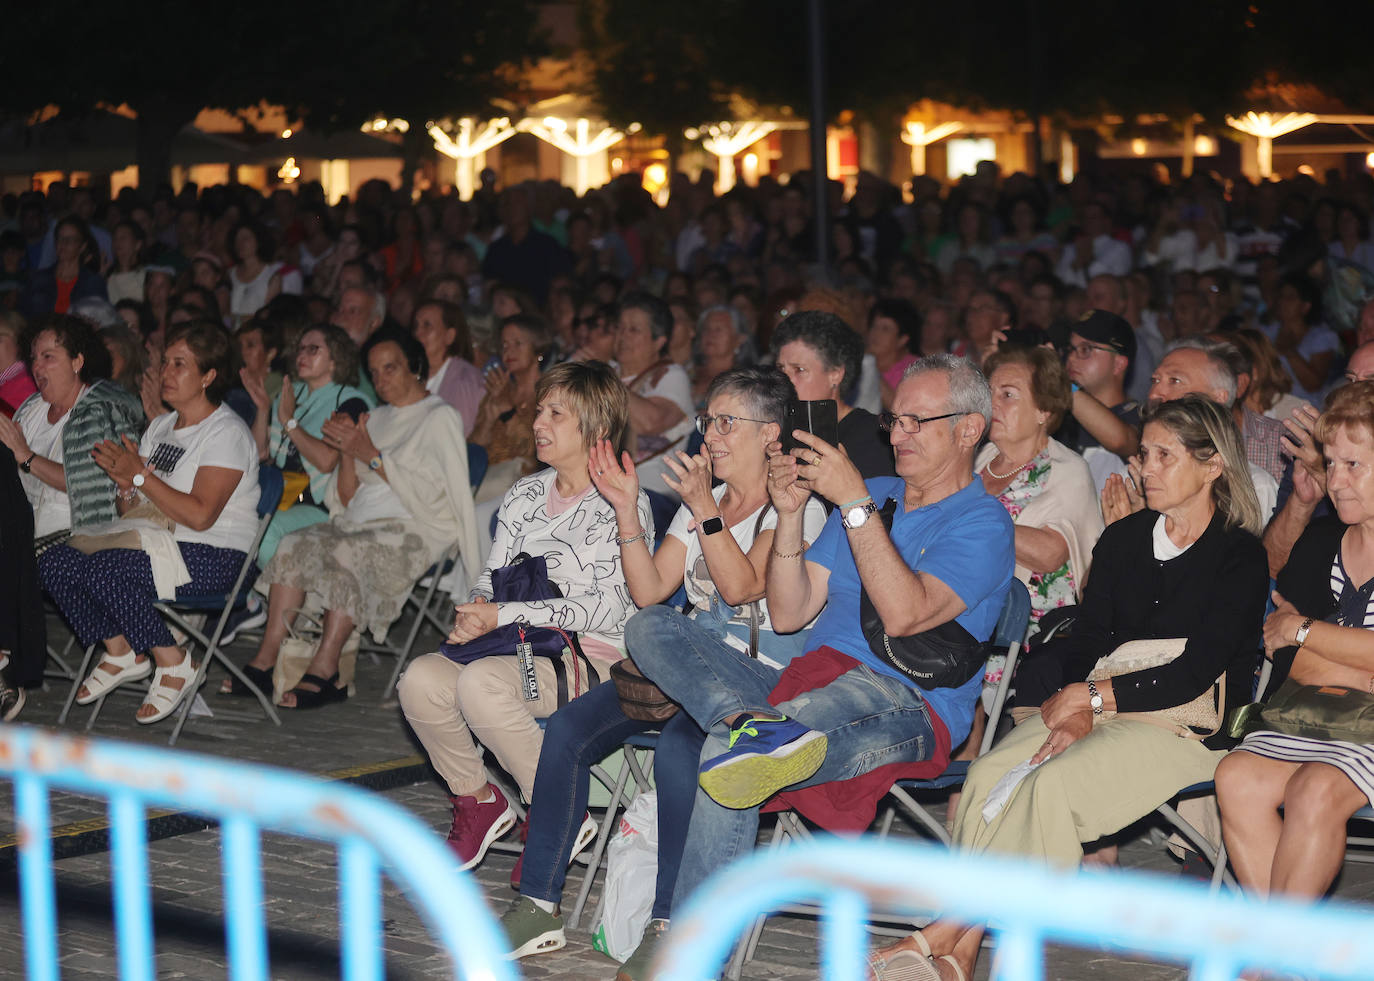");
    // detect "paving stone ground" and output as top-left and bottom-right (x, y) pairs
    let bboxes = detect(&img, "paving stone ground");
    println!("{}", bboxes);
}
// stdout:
(2, 618), (1372, 979)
